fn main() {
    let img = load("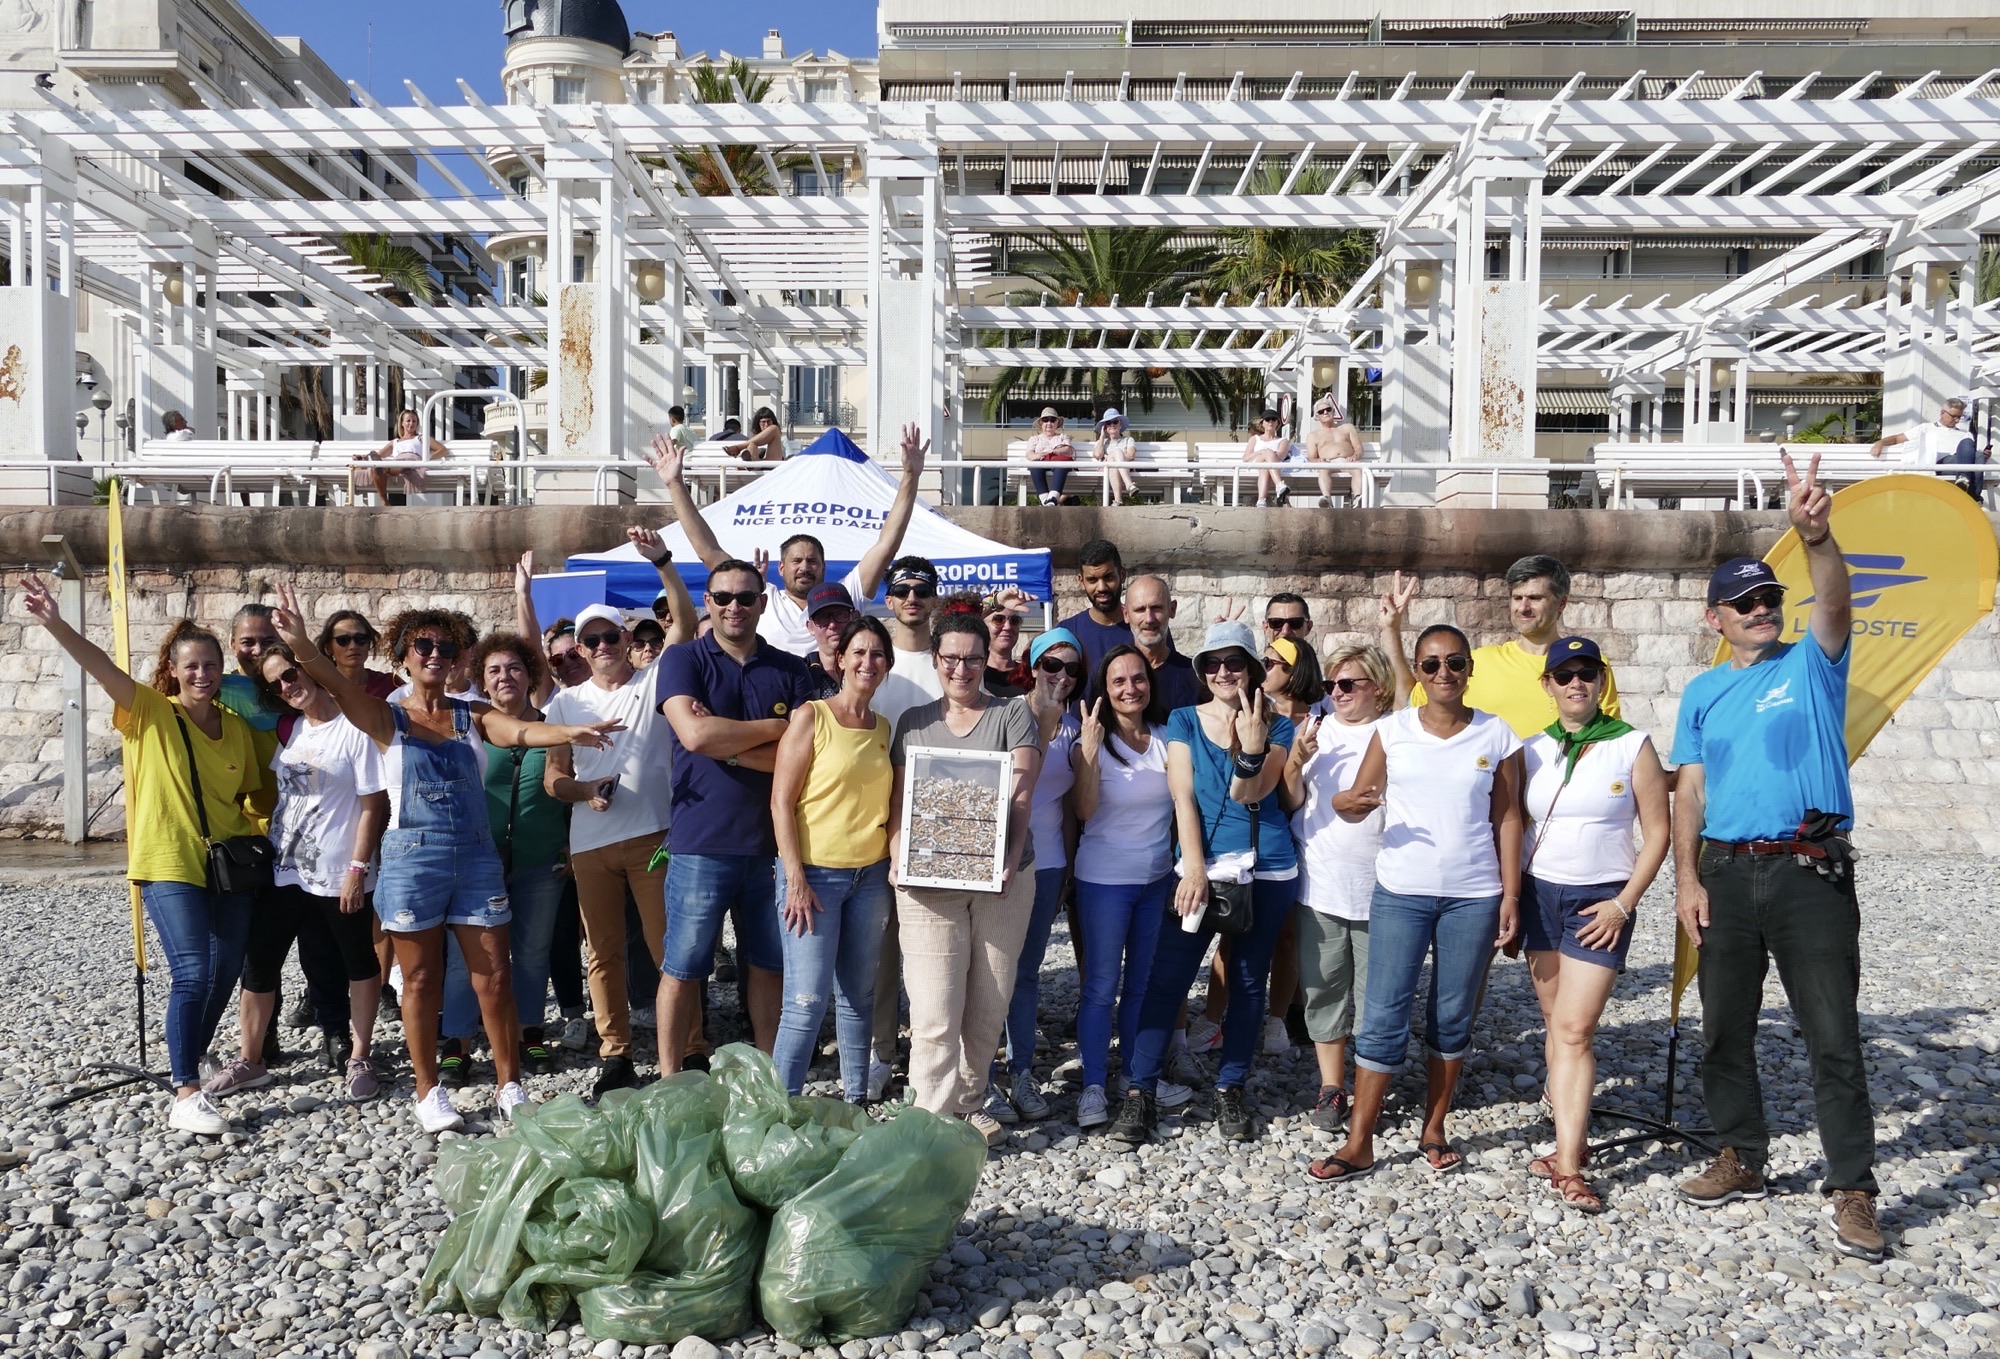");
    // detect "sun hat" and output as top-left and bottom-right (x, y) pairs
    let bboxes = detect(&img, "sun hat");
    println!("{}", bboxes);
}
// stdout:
(1097, 408), (1125, 428)
(1194, 619), (1265, 688)
(1038, 406), (1062, 422)
(572, 603), (625, 635)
